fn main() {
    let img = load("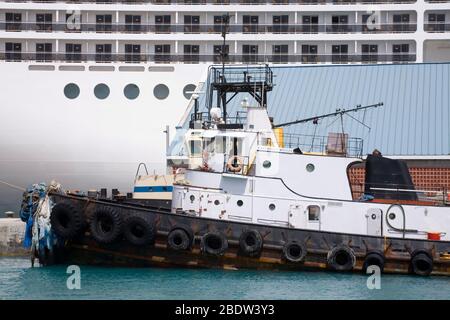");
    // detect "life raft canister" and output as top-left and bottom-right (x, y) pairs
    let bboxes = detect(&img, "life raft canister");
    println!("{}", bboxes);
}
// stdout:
(327, 244), (356, 271)
(50, 202), (84, 239)
(239, 229), (263, 257)
(226, 156), (243, 173)
(123, 214), (156, 246)
(89, 207), (123, 244)
(167, 226), (194, 251)
(363, 251), (385, 273)
(283, 241), (307, 263)
(410, 249), (433, 276)
(201, 231), (228, 256)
